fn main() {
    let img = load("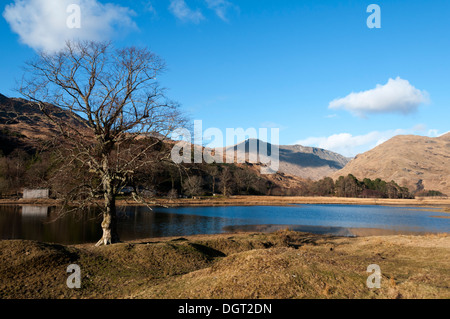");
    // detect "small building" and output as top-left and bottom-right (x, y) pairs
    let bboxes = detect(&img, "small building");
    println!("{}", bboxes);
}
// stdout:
(23, 189), (50, 199)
